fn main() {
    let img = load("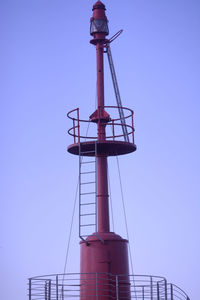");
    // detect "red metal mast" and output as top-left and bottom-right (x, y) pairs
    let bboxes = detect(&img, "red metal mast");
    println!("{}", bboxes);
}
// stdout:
(90, 1), (110, 233)
(68, 1), (136, 299)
